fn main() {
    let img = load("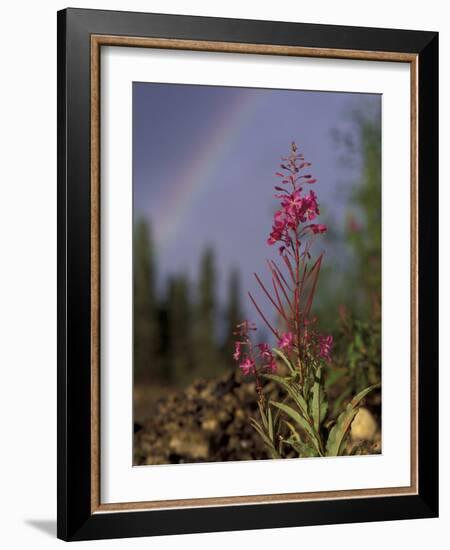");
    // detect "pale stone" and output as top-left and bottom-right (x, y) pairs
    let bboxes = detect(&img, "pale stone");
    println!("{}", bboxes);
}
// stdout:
(351, 407), (378, 441)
